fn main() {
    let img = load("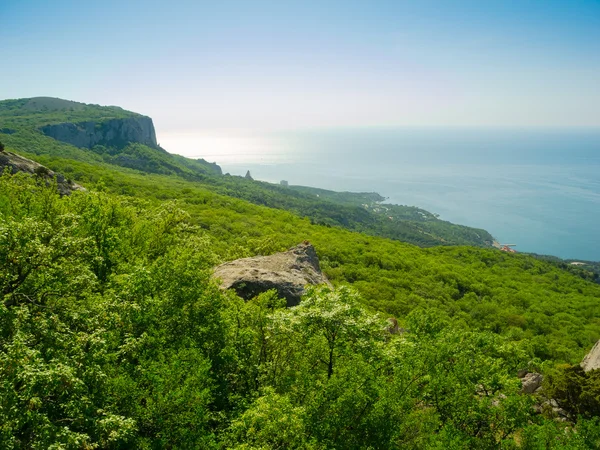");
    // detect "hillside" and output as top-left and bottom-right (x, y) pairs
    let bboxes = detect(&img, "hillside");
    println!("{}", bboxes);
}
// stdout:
(0, 98), (597, 361)
(0, 97), (222, 178)
(1, 99), (600, 448)
(0, 97), (495, 248)
(288, 184), (494, 246)
(1, 156), (600, 448)
(528, 252), (600, 285)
